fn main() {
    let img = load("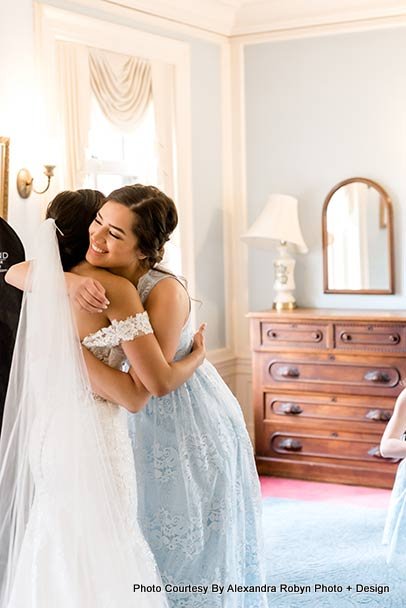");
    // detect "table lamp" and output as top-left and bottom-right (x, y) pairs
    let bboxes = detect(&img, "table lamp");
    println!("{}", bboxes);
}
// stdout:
(241, 193), (308, 310)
